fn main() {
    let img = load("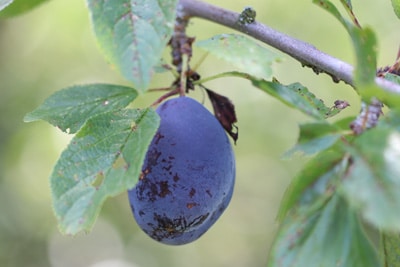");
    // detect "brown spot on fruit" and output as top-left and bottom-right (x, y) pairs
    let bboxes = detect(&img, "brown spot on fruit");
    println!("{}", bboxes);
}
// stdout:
(186, 202), (198, 209)
(159, 181), (171, 198)
(189, 188), (196, 198)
